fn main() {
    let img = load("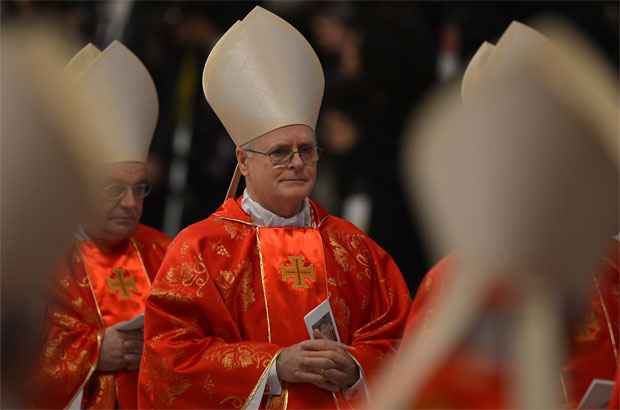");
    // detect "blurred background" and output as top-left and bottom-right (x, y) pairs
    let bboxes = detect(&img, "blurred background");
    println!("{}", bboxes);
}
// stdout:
(3, 1), (617, 293)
